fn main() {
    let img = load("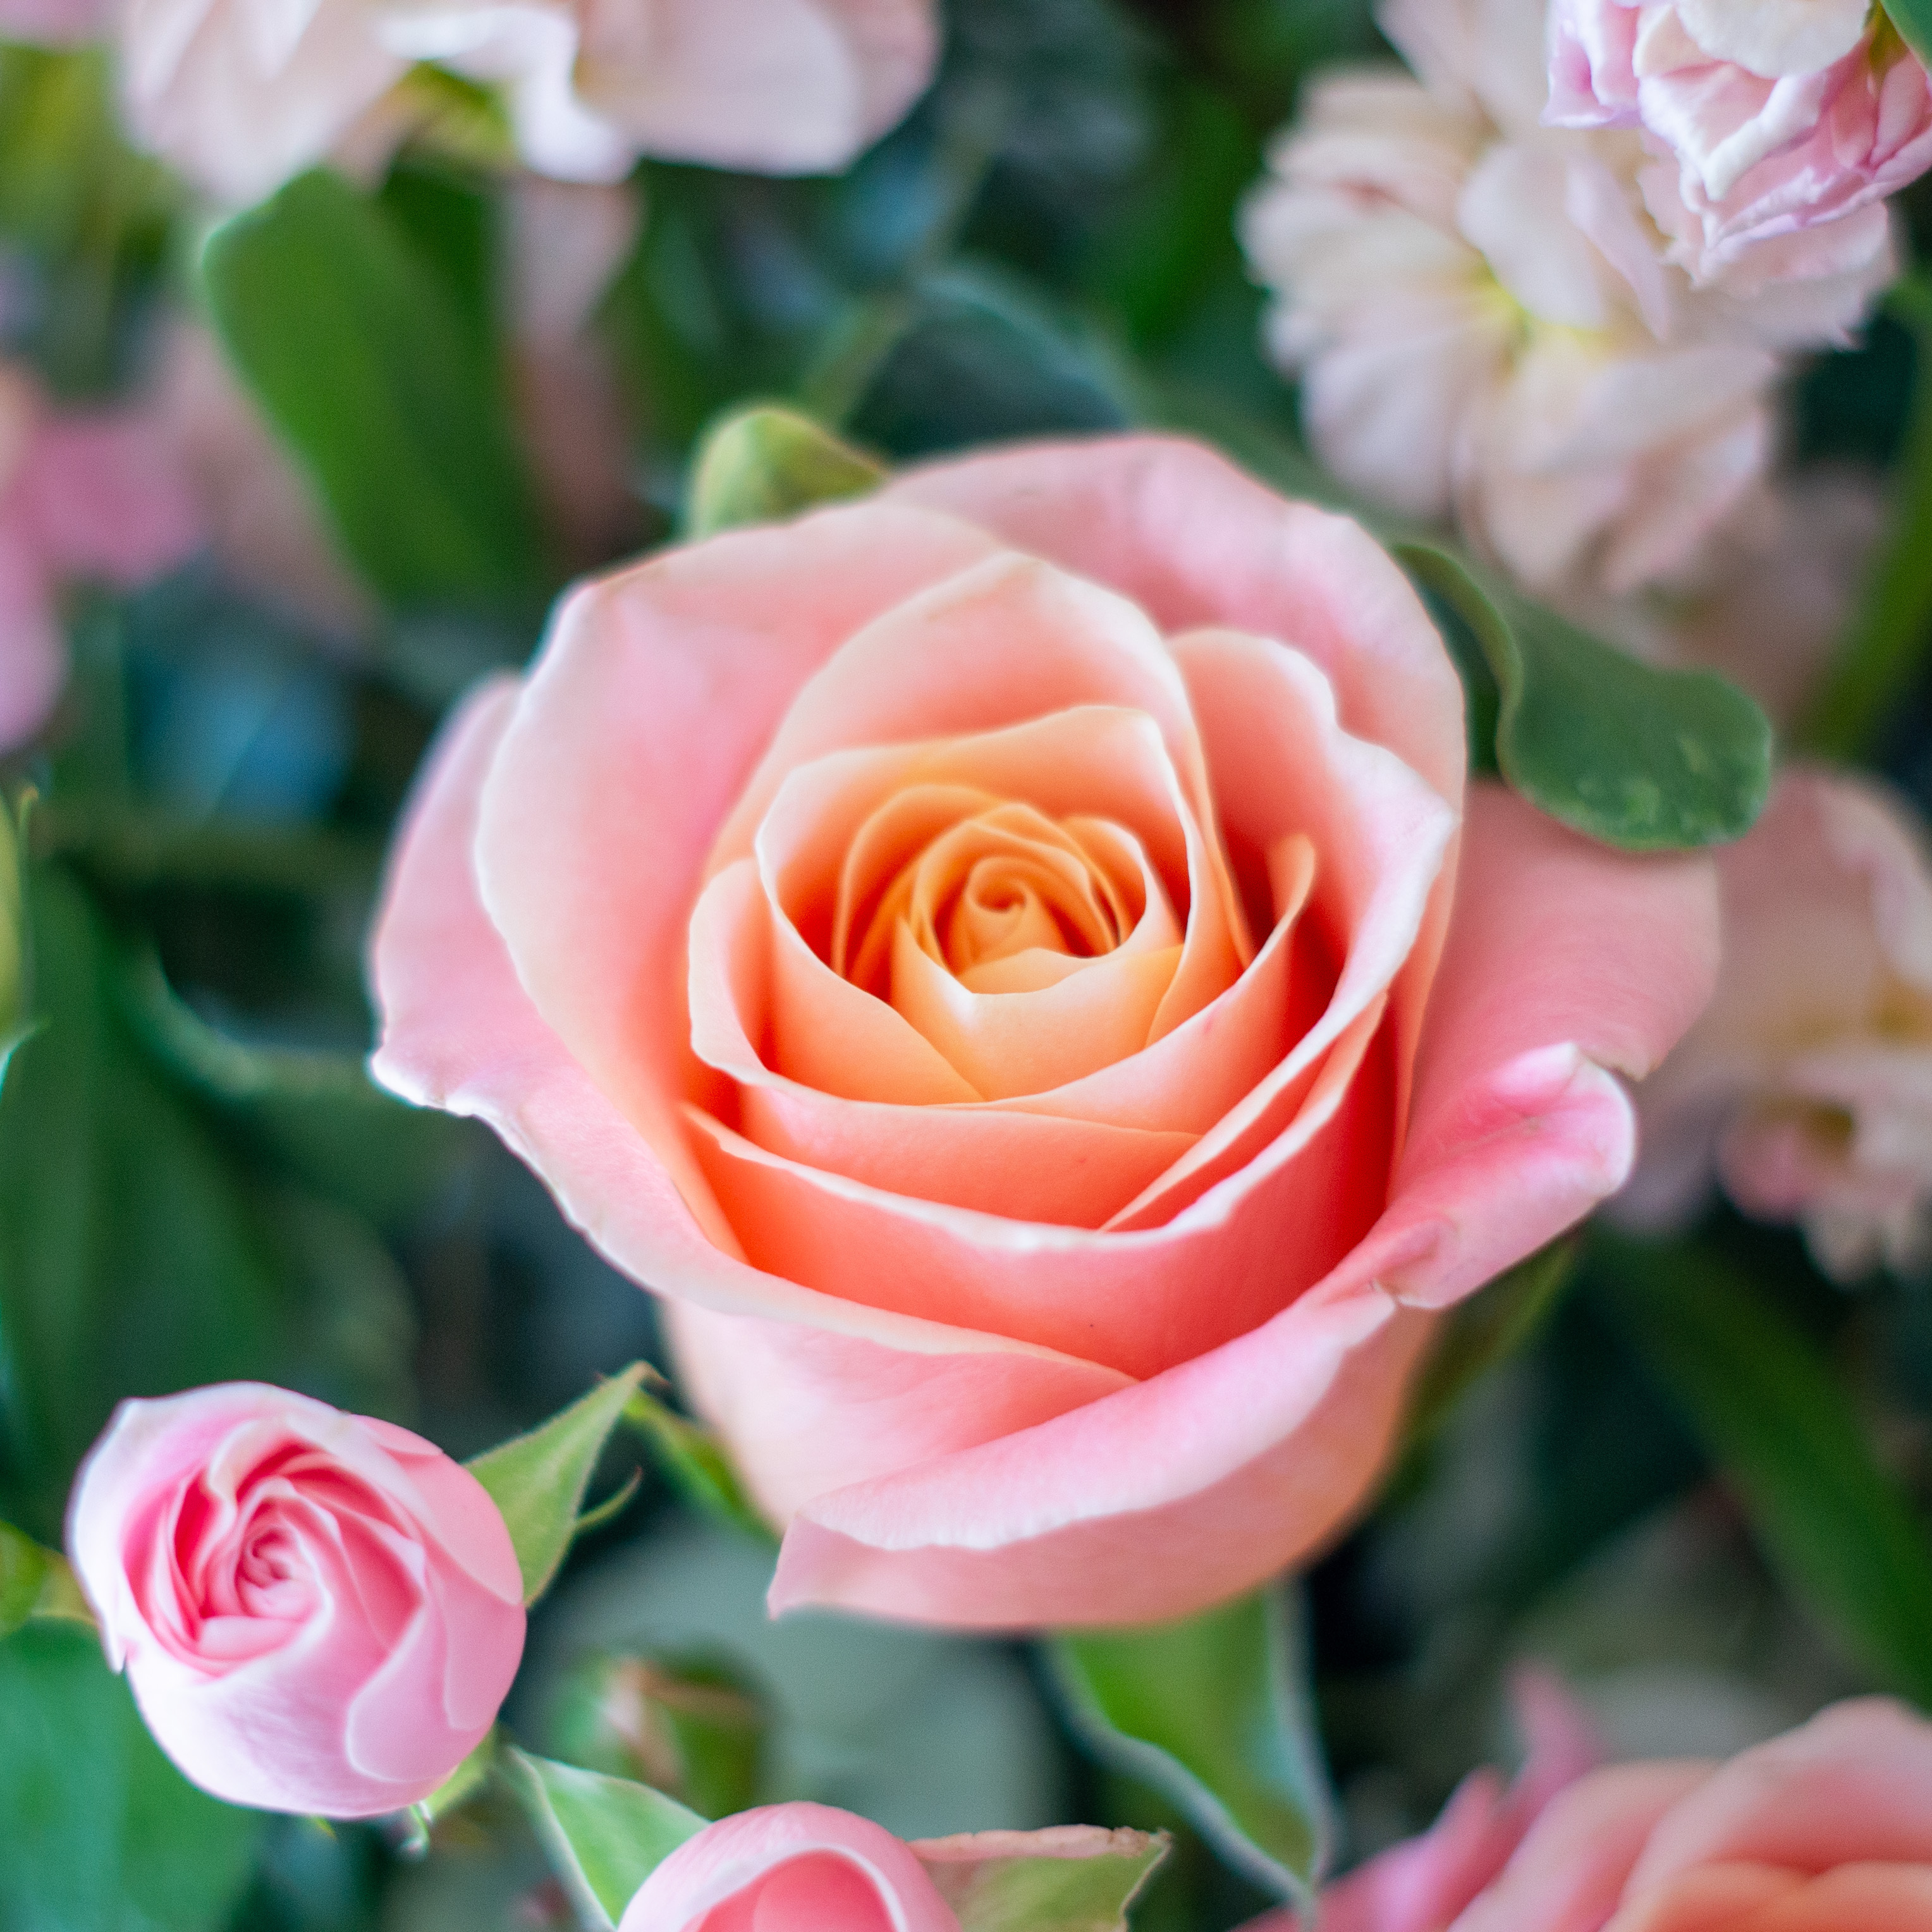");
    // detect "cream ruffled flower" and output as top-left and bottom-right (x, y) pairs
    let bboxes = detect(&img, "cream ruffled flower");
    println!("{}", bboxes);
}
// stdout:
(1240, 0), (1890, 604)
